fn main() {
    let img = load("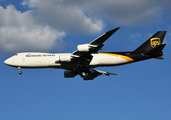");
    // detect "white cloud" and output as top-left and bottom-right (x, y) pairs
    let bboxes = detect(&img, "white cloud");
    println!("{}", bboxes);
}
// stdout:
(0, 5), (65, 53)
(83, 0), (164, 26)
(21, 0), (104, 33)
(1, 0), (171, 53)
(22, 0), (171, 27)
(0, 0), (104, 53)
